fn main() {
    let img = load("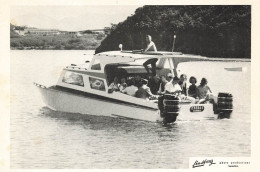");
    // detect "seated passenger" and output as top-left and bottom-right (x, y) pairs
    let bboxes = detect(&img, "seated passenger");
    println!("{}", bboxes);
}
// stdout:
(134, 75), (142, 88)
(188, 76), (197, 98)
(108, 76), (120, 93)
(157, 75), (168, 94)
(135, 78), (156, 100)
(119, 77), (127, 92)
(196, 78), (214, 104)
(179, 74), (188, 96)
(121, 79), (138, 96)
(165, 76), (182, 94)
(165, 76), (196, 103)
(166, 72), (174, 82)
